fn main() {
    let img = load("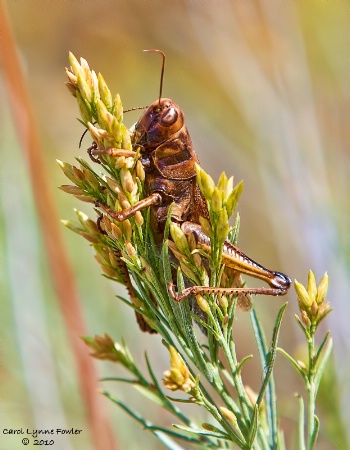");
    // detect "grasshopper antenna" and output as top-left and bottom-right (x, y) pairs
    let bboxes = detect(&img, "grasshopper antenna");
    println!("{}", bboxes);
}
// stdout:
(123, 105), (148, 113)
(144, 49), (166, 107)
